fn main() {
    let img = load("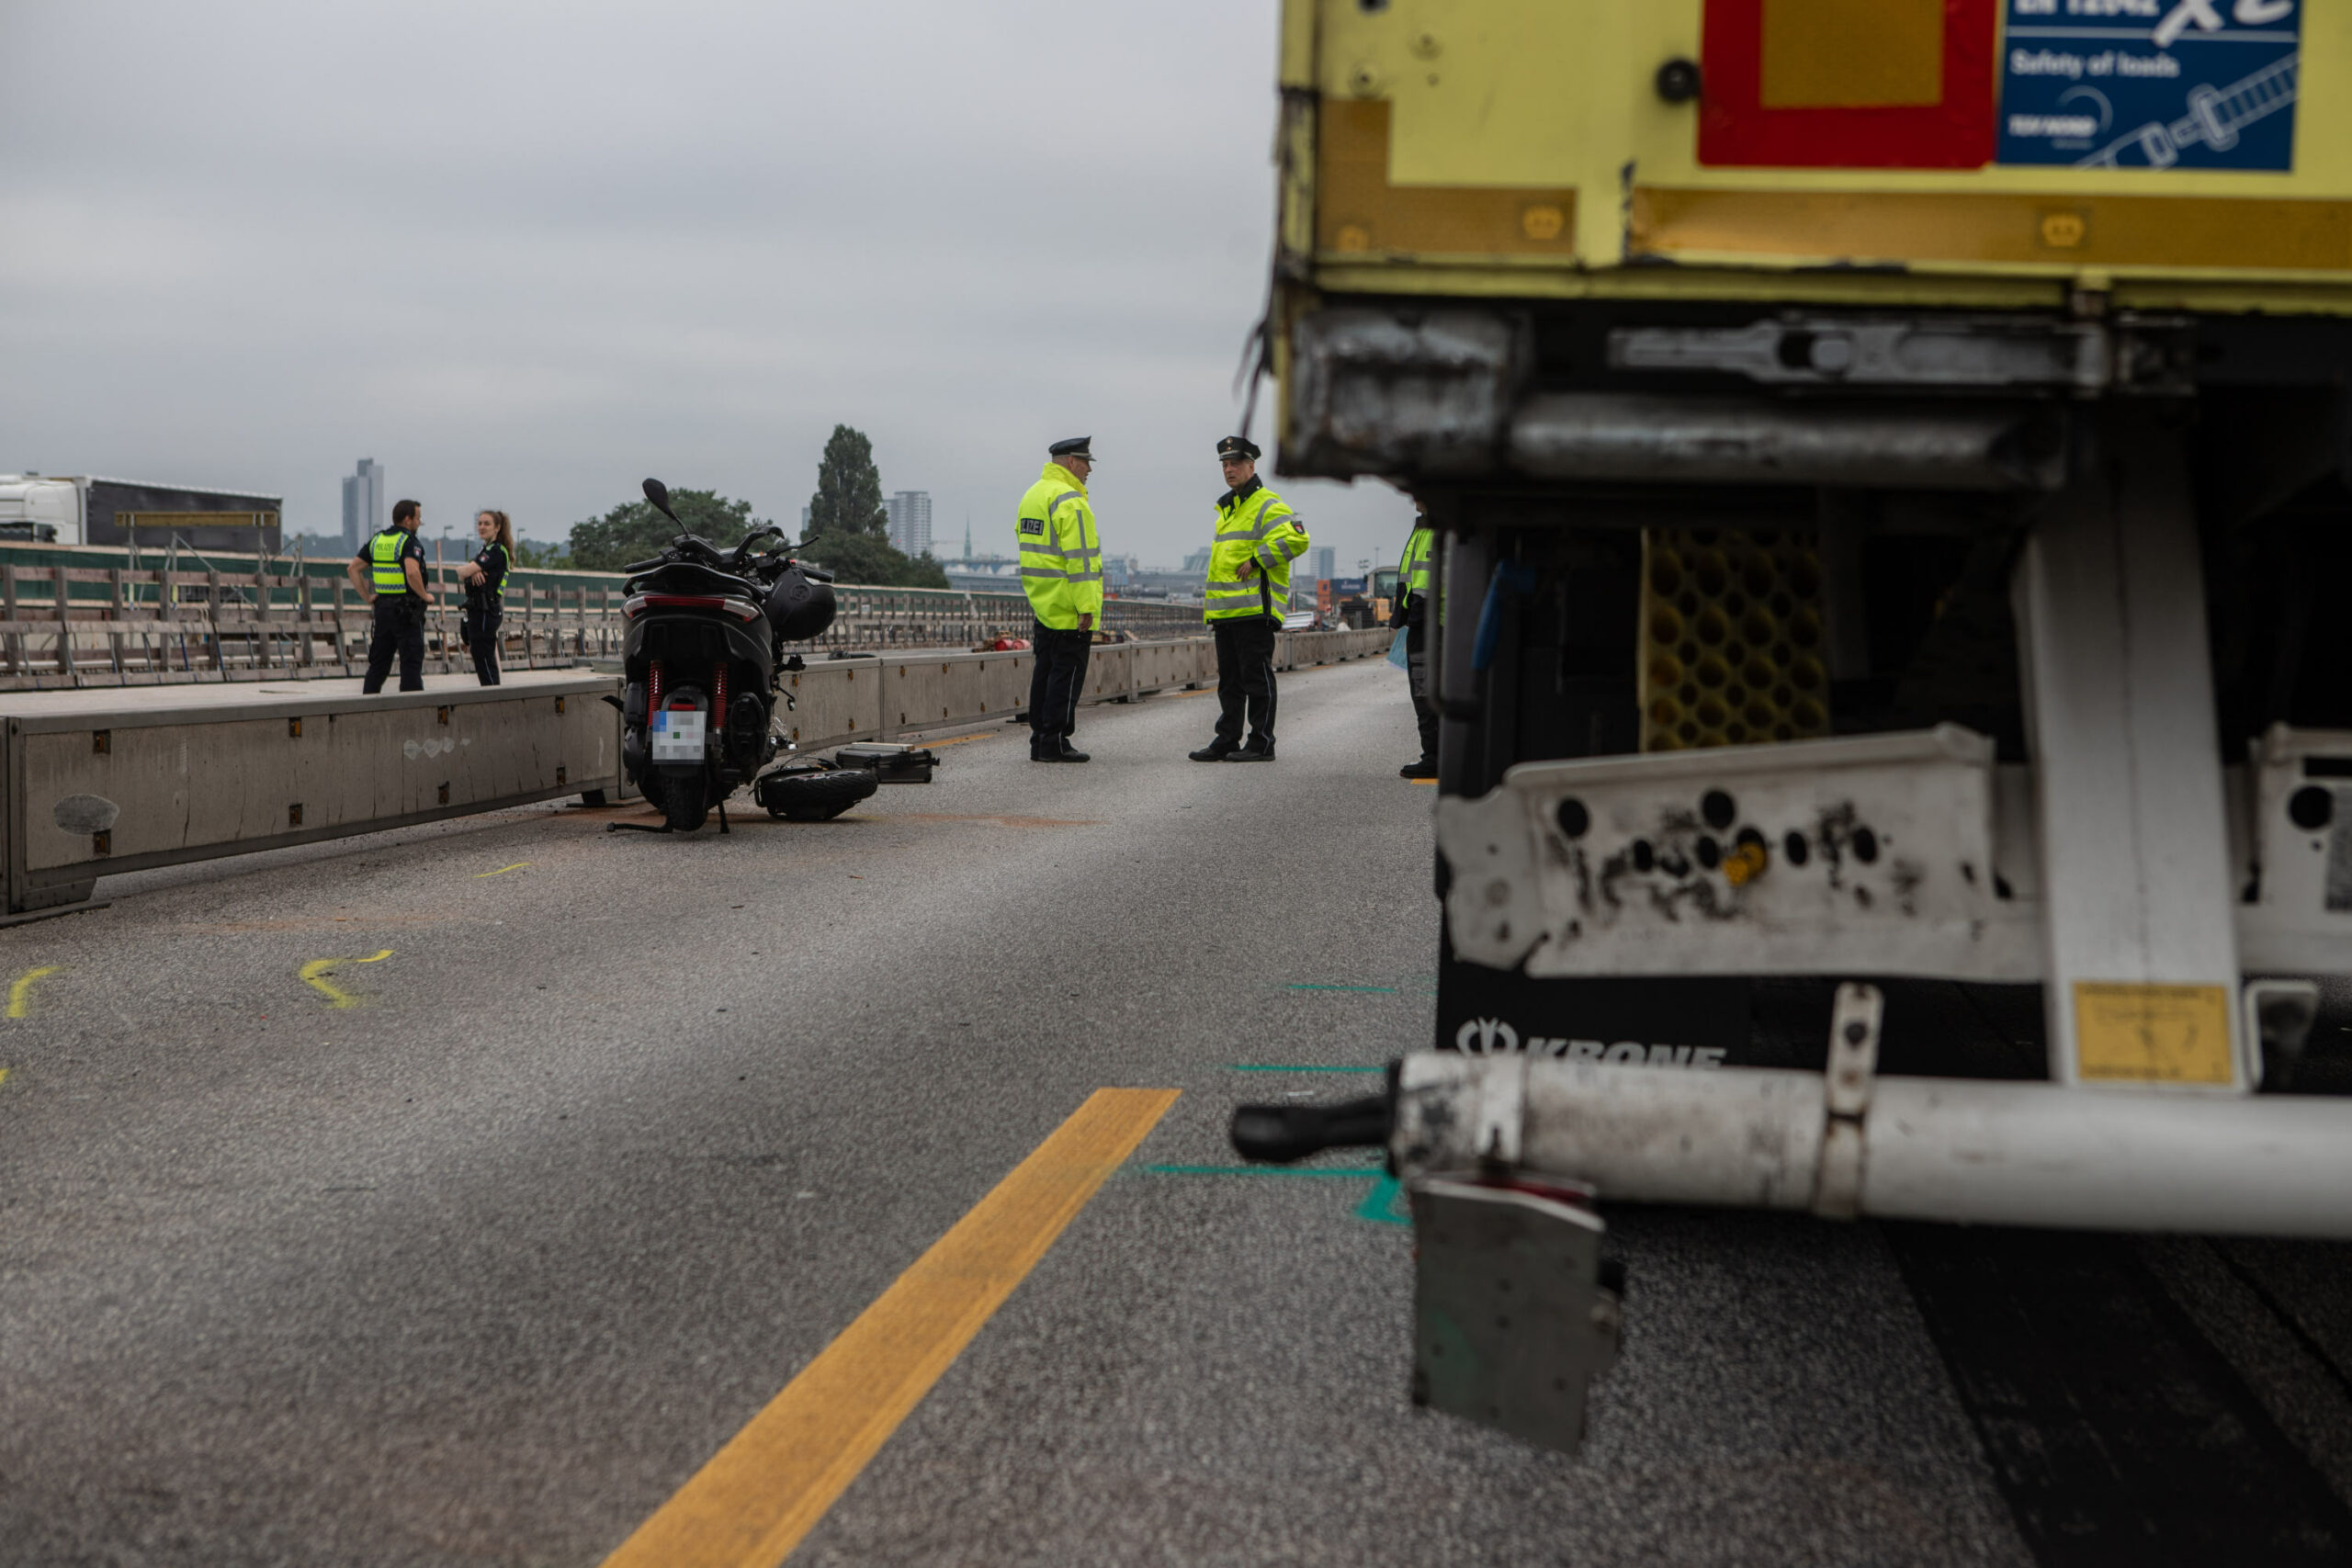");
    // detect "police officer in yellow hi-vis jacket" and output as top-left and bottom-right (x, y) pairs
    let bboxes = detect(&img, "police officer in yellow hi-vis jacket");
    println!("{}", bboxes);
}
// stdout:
(346, 497), (432, 694)
(1189, 436), (1309, 762)
(1016, 436), (1104, 762)
(1397, 505), (1439, 778)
